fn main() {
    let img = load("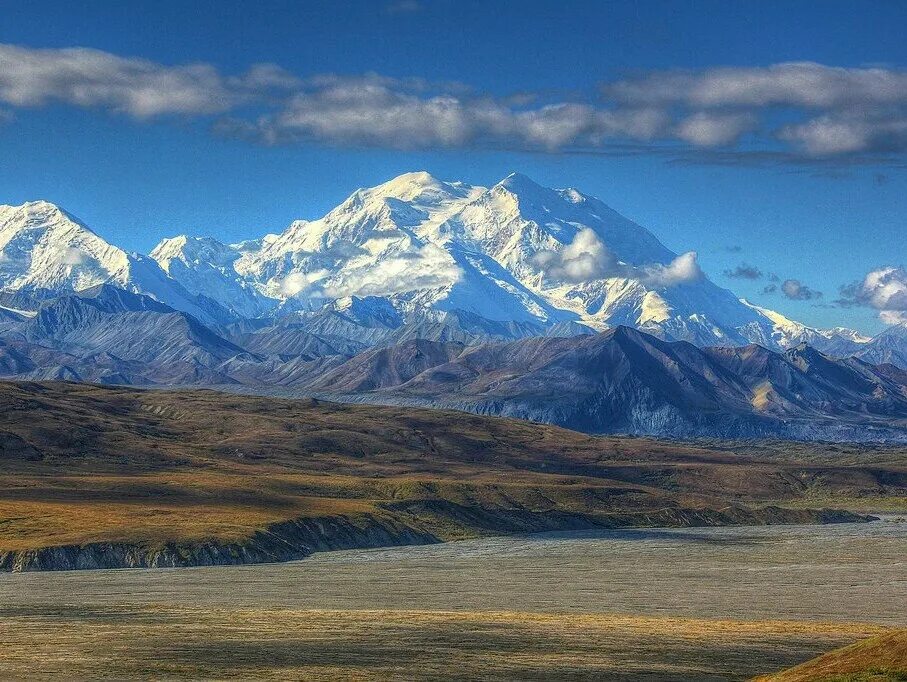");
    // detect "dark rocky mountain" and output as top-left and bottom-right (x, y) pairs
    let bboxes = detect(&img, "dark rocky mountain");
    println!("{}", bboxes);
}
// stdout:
(1, 286), (907, 441)
(311, 328), (907, 441)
